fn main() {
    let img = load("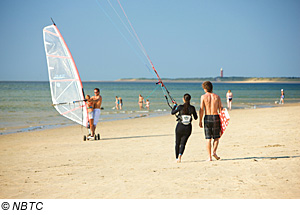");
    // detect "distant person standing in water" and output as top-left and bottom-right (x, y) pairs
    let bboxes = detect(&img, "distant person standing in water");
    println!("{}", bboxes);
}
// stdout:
(119, 97), (123, 110)
(91, 88), (102, 137)
(145, 99), (150, 110)
(171, 93), (198, 163)
(226, 90), (233, 110)
(115, 96), (119, 110)
(280, 89), (285, 104)
(199, 81), (223, 161)
(138, 94), (144, 109)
